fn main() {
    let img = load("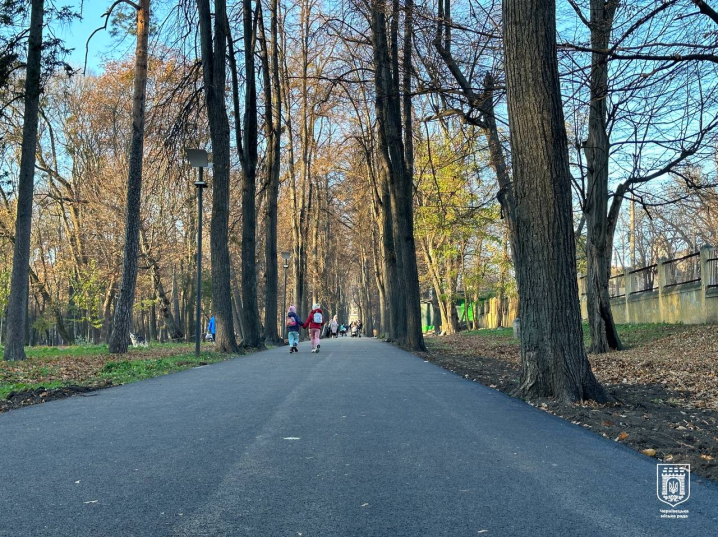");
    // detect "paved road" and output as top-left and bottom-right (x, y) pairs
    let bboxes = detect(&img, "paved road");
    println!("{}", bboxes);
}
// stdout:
(1, 338), (717, 536)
